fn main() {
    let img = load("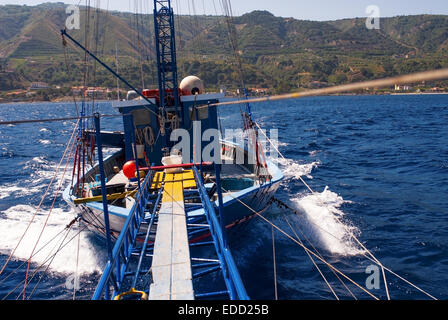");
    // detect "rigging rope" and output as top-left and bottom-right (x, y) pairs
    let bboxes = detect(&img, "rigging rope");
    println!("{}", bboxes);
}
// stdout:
(262, 108), (393, 298)
(256, 112), (433, 305)
(219, 0), (247, 126)
(82, 0), (92, 116)
(3, 215), (92, 300)
(204, 68), (448, 108)
(135, 0), (145, 90)
(0, 113), (126, 126)
(0, 216), (79, 289)
(287, 215), (358, 299)
(3, 223), (75, 301)
(73, 220), (81, 300)
(2, 204), (111, 300)
(274, 197), (437, 300)
(63, 45), (80, 117)
(22, 123), (79, 299)
(26, 220), (77, 300)
(272, 226), (278, 300)
(284, 217), (340, 300)
(0, 120), (80, 277)
(135, 126), (155, 151)
(220, 186), (380, 300)
(258, 122), (433, 301)
(254, 121), (315, 195)
(174, 0), (183, 64)
(220, 0), (247, 93)
(224, 114), (442, 299)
